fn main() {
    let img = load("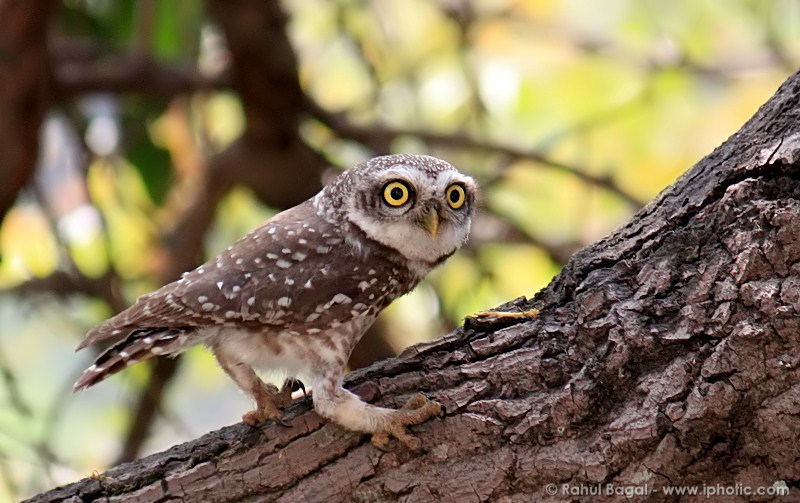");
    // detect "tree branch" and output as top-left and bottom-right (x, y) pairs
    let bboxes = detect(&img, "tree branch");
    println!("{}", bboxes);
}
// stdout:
(0, 0), (56, 227)
(53, 55), (229, 98)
